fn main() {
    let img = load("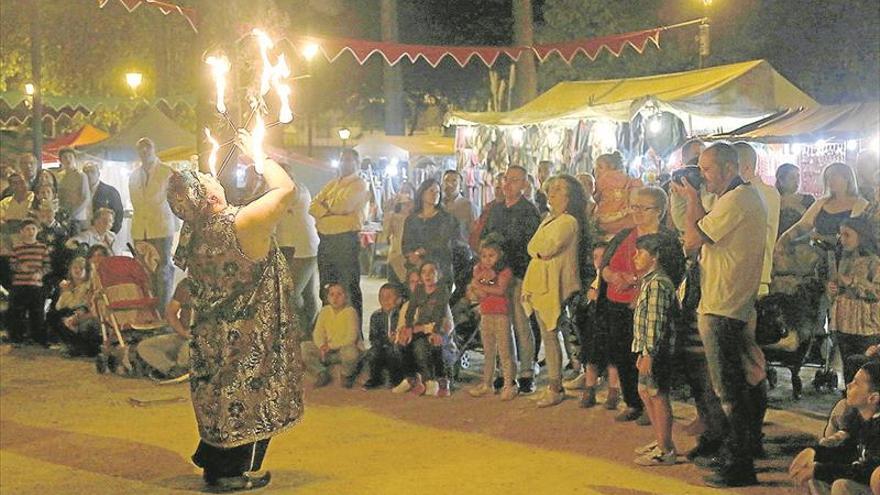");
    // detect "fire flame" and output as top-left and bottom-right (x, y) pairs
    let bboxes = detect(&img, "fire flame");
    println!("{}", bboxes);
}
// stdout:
(272, 55), (293, 123)
(253, 28), (275, 96)
(204, 128), (220, 177)
(205, 55), (230, 114)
